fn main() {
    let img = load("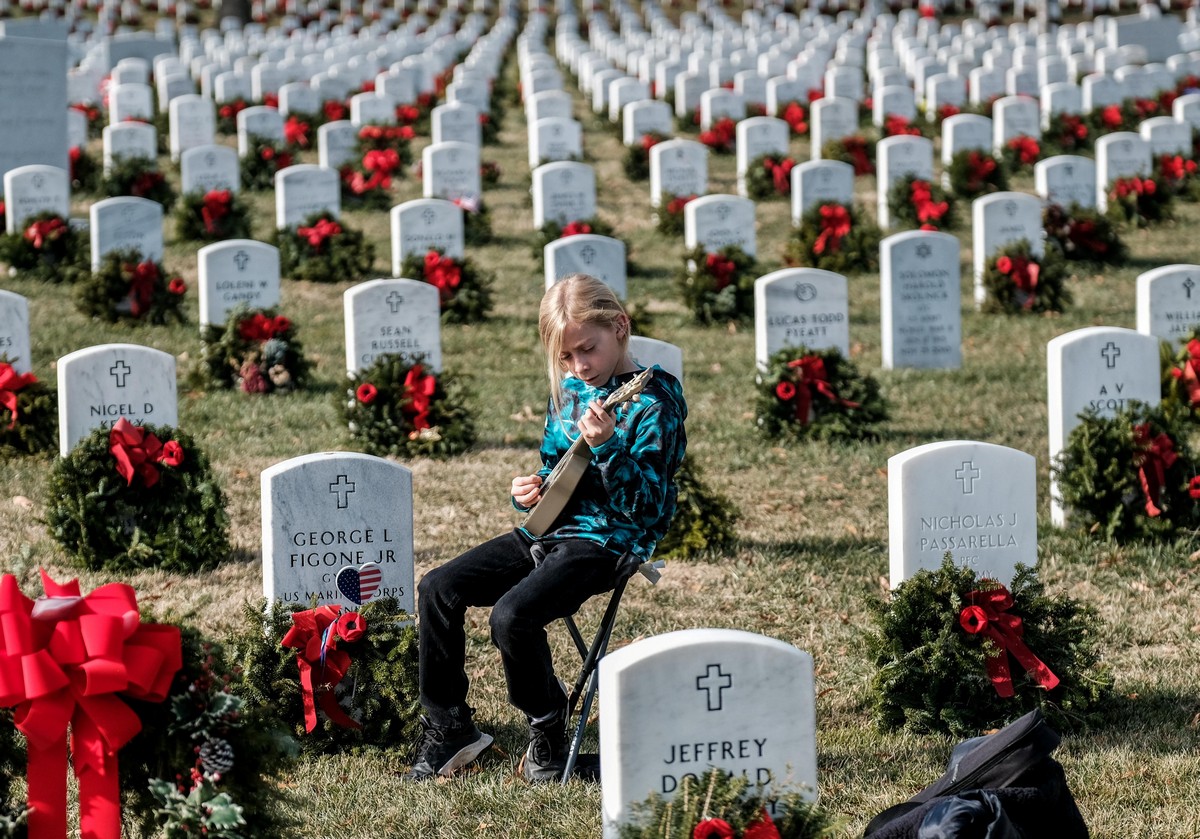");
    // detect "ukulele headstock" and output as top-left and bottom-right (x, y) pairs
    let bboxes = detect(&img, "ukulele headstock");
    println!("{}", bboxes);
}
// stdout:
(602, 367), (654, 411)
